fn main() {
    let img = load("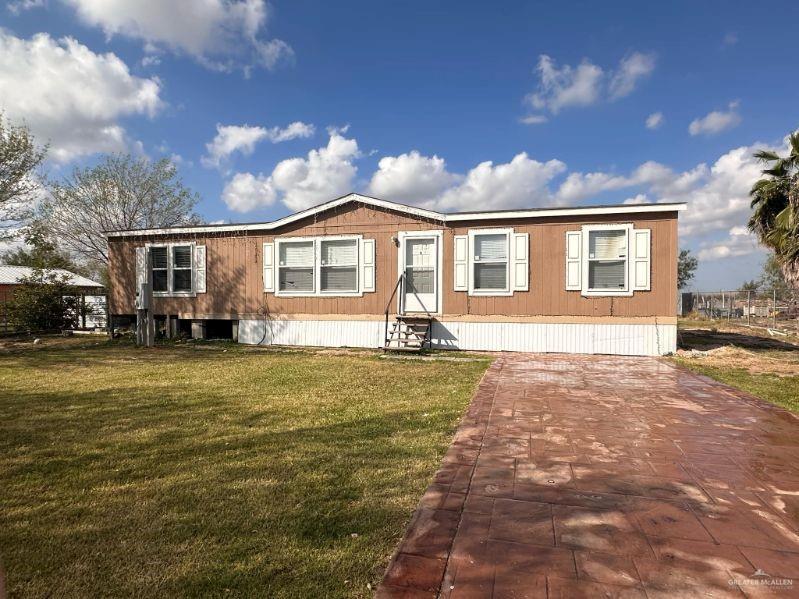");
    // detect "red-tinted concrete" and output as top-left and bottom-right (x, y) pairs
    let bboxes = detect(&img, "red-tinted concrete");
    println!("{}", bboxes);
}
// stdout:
(377, 354), (799, 598)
